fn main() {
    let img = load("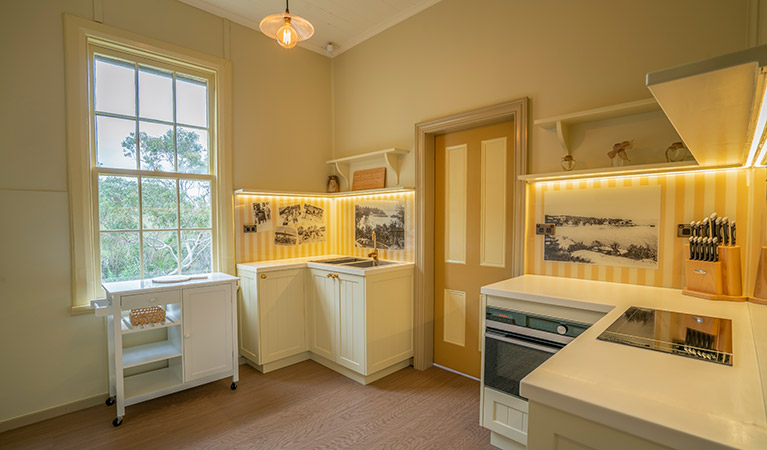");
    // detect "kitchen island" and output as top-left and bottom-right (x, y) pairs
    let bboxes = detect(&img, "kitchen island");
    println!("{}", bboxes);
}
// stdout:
(482, 275), (767, 450)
